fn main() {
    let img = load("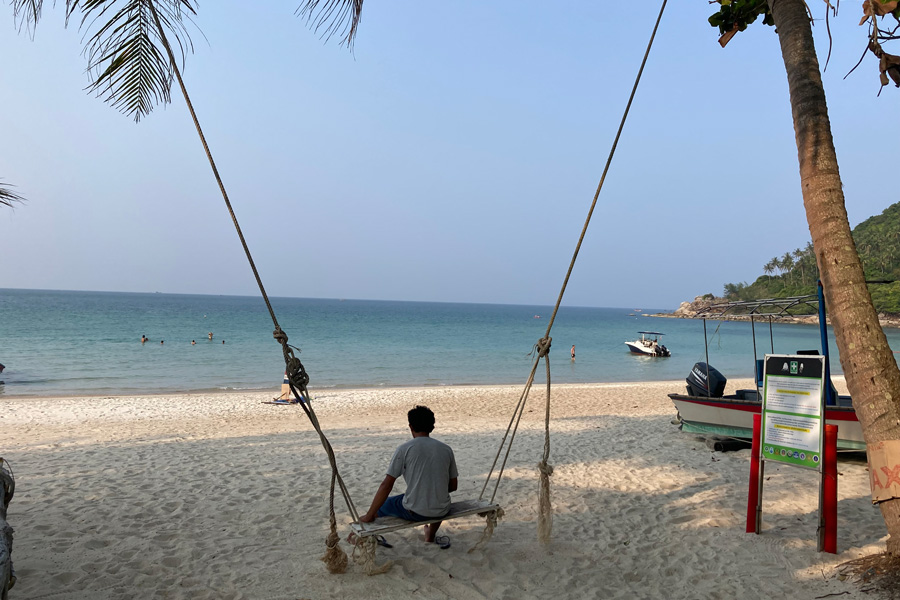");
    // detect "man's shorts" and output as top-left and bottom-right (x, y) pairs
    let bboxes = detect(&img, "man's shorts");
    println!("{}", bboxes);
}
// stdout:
(377, 494), (443, 522)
